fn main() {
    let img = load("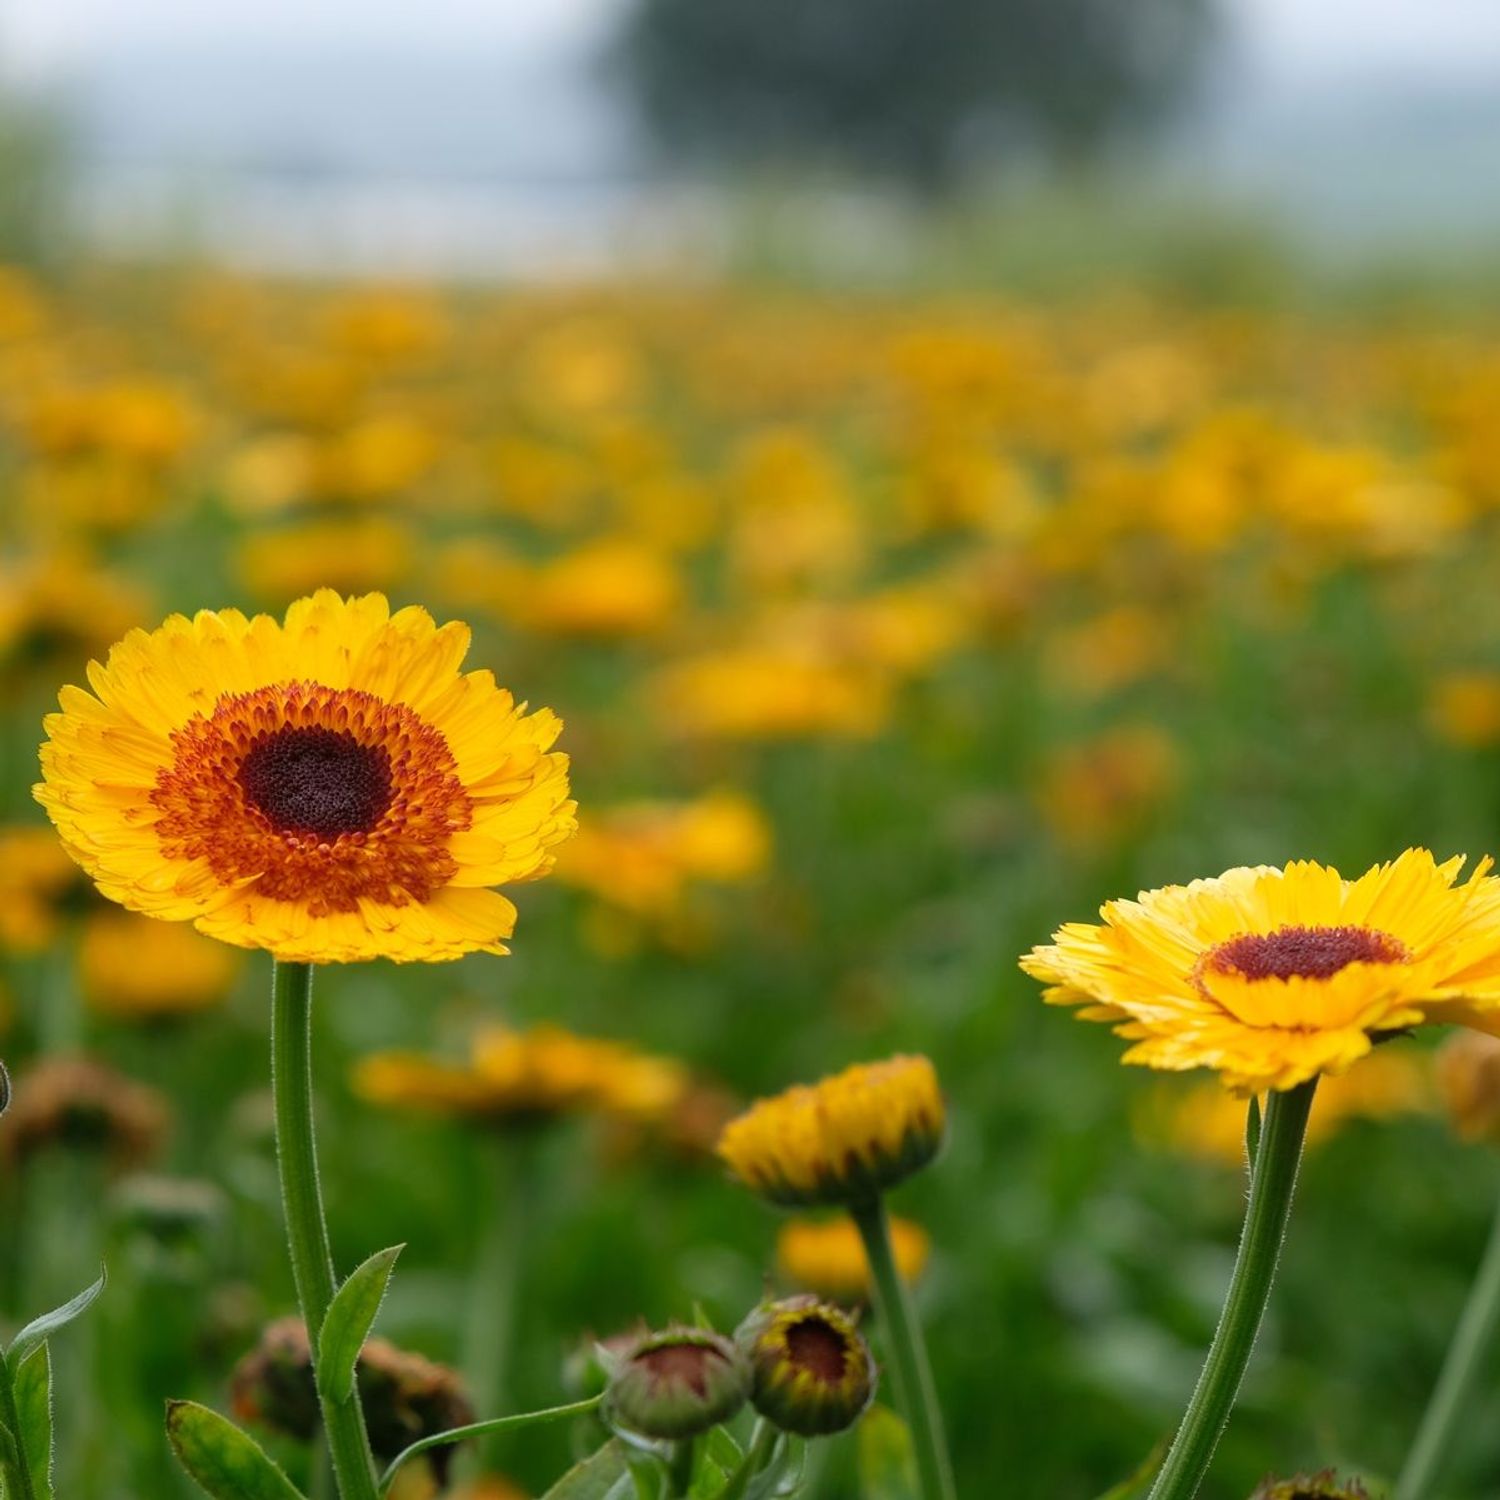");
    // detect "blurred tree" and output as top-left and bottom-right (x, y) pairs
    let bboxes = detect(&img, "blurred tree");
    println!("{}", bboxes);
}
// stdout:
(615, 0), (1216, 193)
